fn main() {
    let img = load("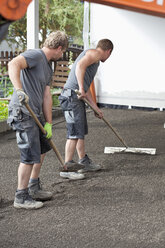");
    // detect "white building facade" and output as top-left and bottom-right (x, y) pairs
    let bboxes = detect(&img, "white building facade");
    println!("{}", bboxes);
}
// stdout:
(89, 3), (165, 109)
